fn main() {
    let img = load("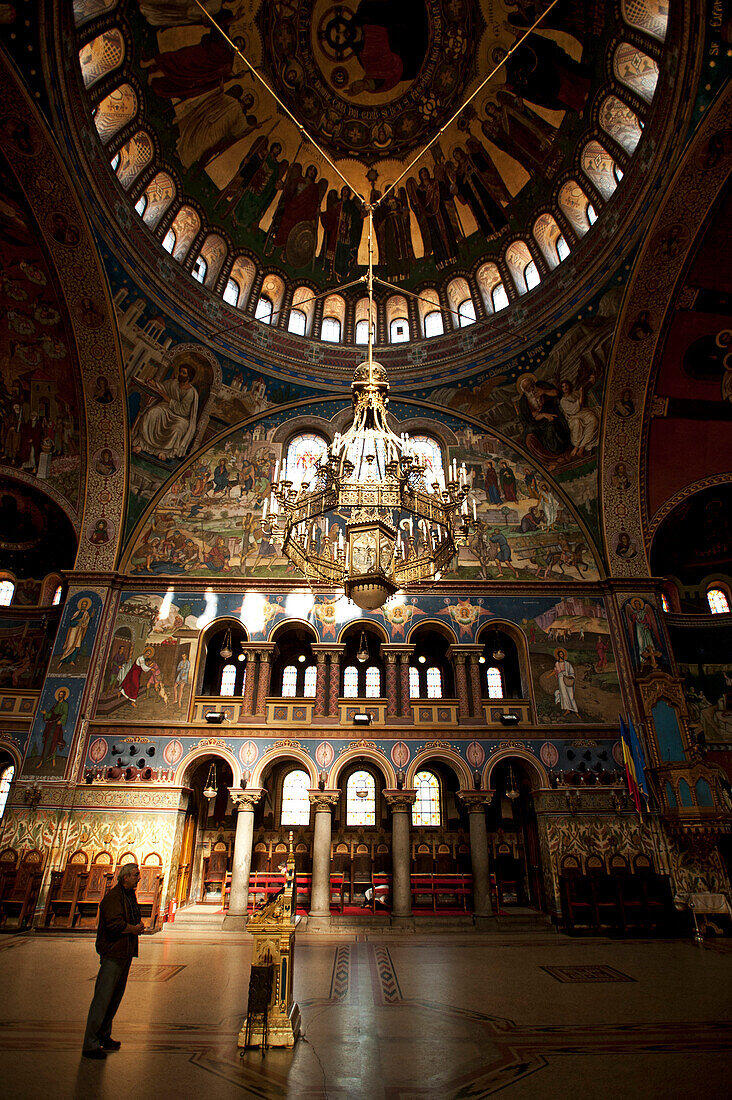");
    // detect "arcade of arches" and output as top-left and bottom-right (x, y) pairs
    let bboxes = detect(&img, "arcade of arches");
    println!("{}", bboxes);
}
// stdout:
(0, 4), (731, 1088)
